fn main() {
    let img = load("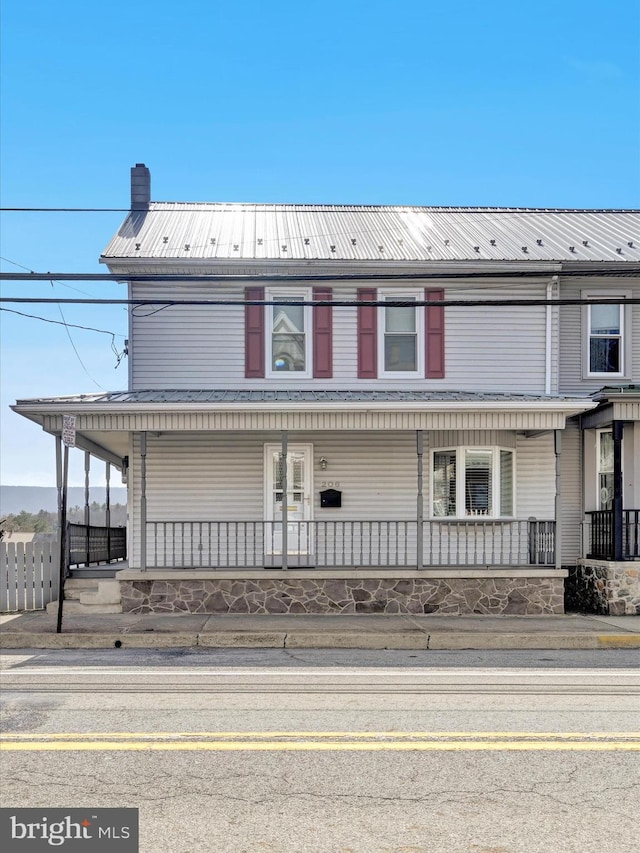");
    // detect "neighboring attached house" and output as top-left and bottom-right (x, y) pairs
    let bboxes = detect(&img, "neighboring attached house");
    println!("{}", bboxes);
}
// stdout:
(558, 278), (640, 613)
(12, 165), (640, 615)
